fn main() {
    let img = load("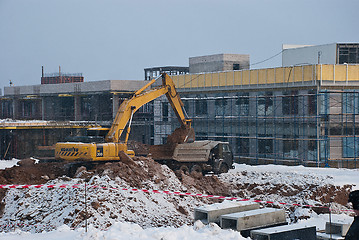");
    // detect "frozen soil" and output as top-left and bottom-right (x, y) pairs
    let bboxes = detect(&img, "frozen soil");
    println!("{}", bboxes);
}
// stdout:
(0, 158), (355, 232)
